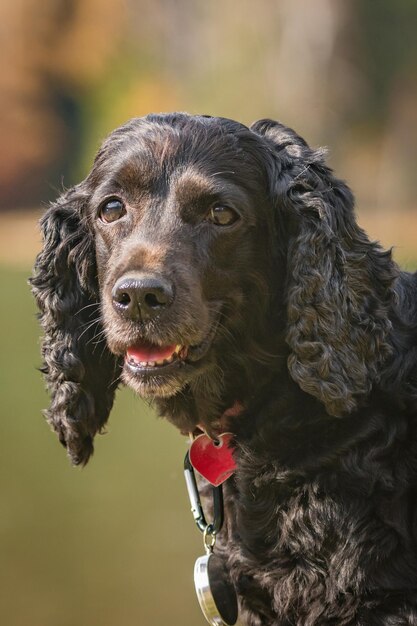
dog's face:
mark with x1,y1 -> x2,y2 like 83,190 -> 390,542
32,113 -> 394,464
88,118 -> 274,401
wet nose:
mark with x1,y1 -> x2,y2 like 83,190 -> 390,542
112,274 -> 174,321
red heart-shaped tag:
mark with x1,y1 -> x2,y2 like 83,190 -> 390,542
189,432 -> 236,487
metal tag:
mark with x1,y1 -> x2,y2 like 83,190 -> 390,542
189,432 -> 236,486
194,553 -> 238,626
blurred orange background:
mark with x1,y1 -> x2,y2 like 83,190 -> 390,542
0,2 -> 416,625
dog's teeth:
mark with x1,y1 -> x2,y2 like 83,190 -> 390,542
173,344 -> 188,359
128,347 -> 186,369
179,346 -> 188,359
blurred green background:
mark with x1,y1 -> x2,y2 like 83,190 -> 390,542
0,267 -> 203,625
0,1 -> 416,625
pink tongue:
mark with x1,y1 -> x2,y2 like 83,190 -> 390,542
127,343 -> 177,363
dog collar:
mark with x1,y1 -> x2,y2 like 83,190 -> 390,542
192,400 -> 244,439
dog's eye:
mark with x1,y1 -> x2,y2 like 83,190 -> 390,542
99,199 -> 126,223
206,205 -> 239,227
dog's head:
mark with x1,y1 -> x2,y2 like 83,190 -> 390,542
31,113 -> 395,464
92,116 -> 276,402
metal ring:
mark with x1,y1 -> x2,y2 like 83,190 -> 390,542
203,525 -> 217,554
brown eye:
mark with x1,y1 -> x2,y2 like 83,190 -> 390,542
207,205 -> 239,226
99,199 -> 126,223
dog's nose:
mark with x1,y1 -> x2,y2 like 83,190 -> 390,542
112,274 -> 174,321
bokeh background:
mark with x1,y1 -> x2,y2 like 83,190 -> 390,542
1,1 -> 416,625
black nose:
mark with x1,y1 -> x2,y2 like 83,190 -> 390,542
112,274 -> 174,321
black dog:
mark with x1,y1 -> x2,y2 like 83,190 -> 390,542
32,113 -> 417,625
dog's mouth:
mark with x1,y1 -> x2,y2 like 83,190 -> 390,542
126,342 -> 188,370
124,313 -> 220,377
120,303 -> 223,397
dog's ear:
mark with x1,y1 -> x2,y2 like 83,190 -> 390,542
30,185 -> 120,465
251,119 -> 396,416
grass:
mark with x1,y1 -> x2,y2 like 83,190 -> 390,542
0,266 -> 204,626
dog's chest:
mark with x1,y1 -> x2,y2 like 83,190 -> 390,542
220,468 -> 416,624
231,476 -> 359,569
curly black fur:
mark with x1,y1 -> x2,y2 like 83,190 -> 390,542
31,185 -> 120,464
32,113 -> 417,624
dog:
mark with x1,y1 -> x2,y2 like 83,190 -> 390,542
31,113 -> 417,624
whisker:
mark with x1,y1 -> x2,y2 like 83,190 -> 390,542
75,302 -> 101,316
88,329 -> 108,348
77,316 -> 102,331
109,370 -> 122,388
77,316 -> 103,341
208,170 -> 236,178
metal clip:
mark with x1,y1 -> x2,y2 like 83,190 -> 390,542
184,451 -> 224,535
